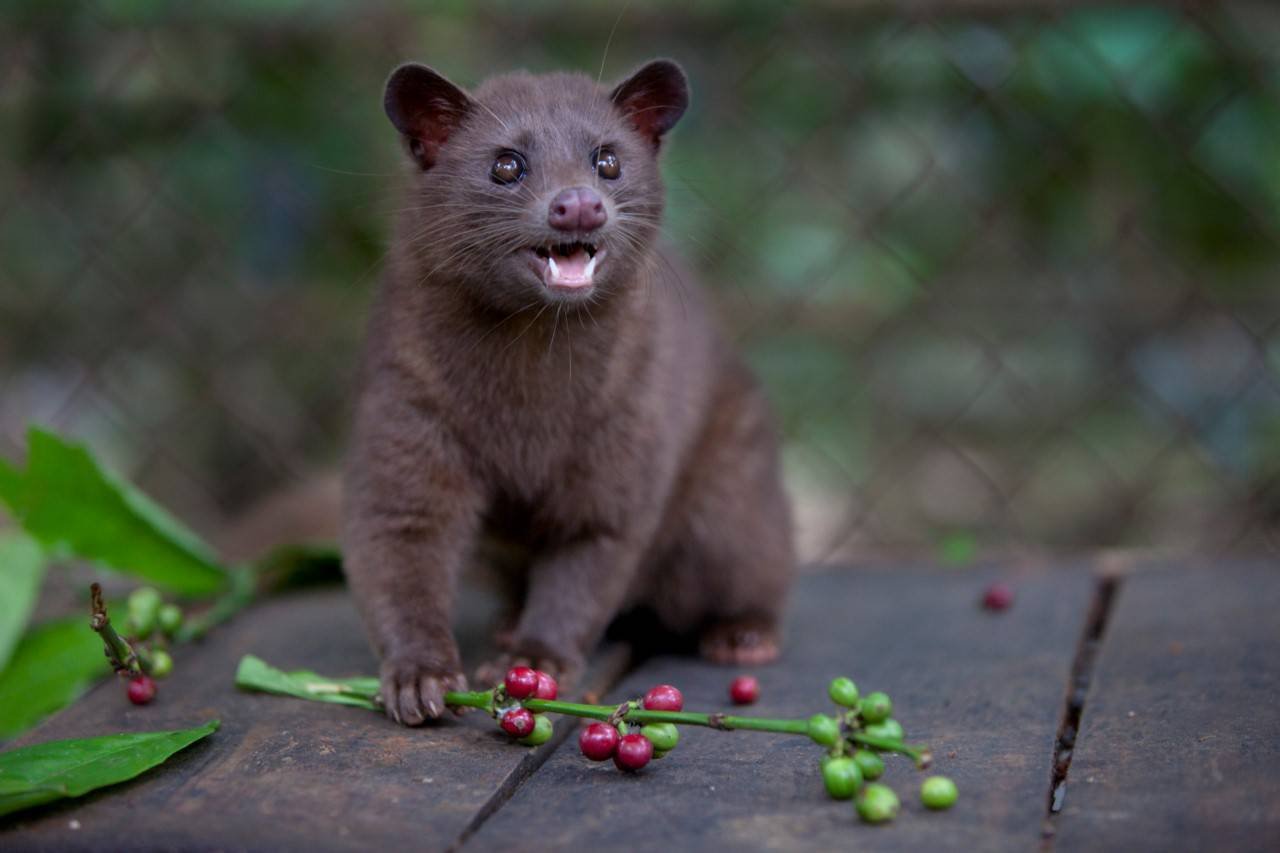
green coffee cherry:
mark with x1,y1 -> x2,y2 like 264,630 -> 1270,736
127,587 -> 162,639
920,775 -> 958,810
518,714 -> 554,746
807,714 -> 840,746
828,677 -> 860,708
641,722 -> 680,752
157,604 -> 184,637
856,783 -> 900,824
863,719 -> 904,742
128,586 -> 162,612
148,649 -> 174,679
821,756 -> 863,800
853,749 -> 885,781
859,691 -> 892,723
128,587 -> 162,613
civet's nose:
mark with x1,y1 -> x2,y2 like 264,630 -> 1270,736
548,187 -> 607,232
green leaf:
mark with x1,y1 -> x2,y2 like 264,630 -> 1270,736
0,618 -> 111,739
0,457 -> 19,511
0,719 -> 218,817
0,534 -> 46,672
0,428 -> 228,597
235,654 -> 380,710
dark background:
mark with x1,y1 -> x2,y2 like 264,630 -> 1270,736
2,0 -> 1278,565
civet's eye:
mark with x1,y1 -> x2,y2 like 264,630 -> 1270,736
491,151 -> 527,184
591,146 -> 621,180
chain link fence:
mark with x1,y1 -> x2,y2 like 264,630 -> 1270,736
3,1 -> 1278,564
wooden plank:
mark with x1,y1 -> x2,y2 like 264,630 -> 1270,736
466,566 -> 1095,851
0,583 -> 626,852
1054,561 -> 1280,853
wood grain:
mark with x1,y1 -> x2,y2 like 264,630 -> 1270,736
1054,560 -> 1280,853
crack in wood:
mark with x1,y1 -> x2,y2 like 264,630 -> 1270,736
1042,575 -> 1119,845
449,645 -> 632,852
446,718 -> 580,853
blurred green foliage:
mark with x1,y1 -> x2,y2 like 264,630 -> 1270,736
0,429 -> 228,596
1,1 -> 1277,556
0,616 -> 110,739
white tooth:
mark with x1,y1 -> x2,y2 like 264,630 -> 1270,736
547,256 -> 560,279
583,254 -> 598,279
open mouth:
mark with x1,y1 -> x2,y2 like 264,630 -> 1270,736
528,241 -> 604,290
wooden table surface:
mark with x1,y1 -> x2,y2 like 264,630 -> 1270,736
2,559 -> 1277,852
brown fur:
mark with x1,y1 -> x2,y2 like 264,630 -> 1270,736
342,60 -> 794,725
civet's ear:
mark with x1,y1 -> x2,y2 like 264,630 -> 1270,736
610,59 -> 689,149
384,63 -> 474,170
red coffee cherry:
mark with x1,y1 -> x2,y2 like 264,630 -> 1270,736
126,675 -> 157,705
982,582 -> 1014,611
642,684 -> 683,712
729,675 -> 759,705
534,671 -> 558,700
579,722 -> 621,761
505,666 -> 539,699
501,707 -> 536,738
613,733 -> 654,772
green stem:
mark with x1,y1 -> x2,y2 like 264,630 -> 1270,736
443,690 -> 496,712
178,547 -> 343,644
441,691 -> 926,764
526,700 -> 812,734
175,566 -> 257,642
851,733 -> 931,766
89,583 -> 150,675
238,659 -> 932,767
